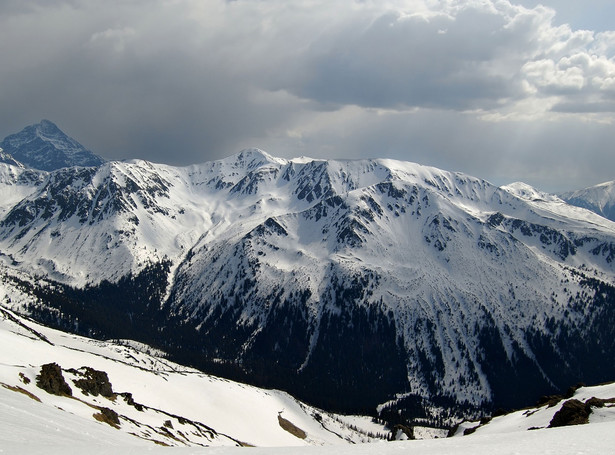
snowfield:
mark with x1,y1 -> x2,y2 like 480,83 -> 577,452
3,385 -> 615,454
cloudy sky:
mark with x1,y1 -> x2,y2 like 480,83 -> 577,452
1,0 -> 614,192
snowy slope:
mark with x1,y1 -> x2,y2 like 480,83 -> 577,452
452,381 -> 615,436
5,373 -> 615,455
560,180 -> 615,222
0,303 -> 384,449
1,148 -> 615,421
2,337 -> 615,455
0,148 -> 23,167
165,155 -> 615,415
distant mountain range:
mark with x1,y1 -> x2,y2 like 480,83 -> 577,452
0,121 -> 614,425
560,181 -> 615,222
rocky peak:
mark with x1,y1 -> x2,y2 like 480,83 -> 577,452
0,120 -> 105,171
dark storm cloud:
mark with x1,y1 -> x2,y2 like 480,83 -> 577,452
0,0 -> 614,191
0,0 -> 298,164
260,106 -> 615,193
273,3 -> 615,117
279,9 -> 523,110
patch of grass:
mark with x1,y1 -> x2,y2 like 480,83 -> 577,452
93,407 -> 121,429
1,383 -> 41,402
277,413 -> 307,439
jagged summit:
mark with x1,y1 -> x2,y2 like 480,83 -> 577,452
223,147 -> 288,169
501,182 -> 561,202
0,119 -> 105,171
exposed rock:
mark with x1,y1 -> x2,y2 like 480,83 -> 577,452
277,413 -> 307,439
463,425 -> 478,435
36,363 -> 72,396
564,383 -> 586,399
121,392 -> 144,411
73,367 -> 114,397
548,399 -> 591,428
393,424 -> 415,440
2,383 -> 41,402
446,423 -> 460,438
537,394 -> 563,408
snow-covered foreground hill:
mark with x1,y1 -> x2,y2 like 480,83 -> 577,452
0,305 -> 386,450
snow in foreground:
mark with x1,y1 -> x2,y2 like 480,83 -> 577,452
3,399 -> 615,455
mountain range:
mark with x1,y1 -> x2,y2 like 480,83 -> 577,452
1,120 -> 614,425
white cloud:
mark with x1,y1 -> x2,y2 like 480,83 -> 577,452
89,27 -> 136,54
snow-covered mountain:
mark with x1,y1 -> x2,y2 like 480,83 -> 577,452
0,120 -> 105,171
1,145 -> 615,423
560,180 -> 615,222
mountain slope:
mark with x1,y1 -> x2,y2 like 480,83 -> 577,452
560,180 -> 615,222
0,303 -> 383,448
1,150 -> 614,422
0,120 -> 105,171
165,157 -> 615,415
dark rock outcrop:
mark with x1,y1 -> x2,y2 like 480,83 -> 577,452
73,367 -> 114,397
548,399 -> 591,428
36,363 -> 72,396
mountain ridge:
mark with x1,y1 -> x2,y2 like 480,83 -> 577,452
1,125 -> 614,423
0,148 -> 23,168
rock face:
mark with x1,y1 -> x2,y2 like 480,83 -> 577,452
0,149 -> 23,167
0,120 -> 105,171
2,148 -> 615,421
